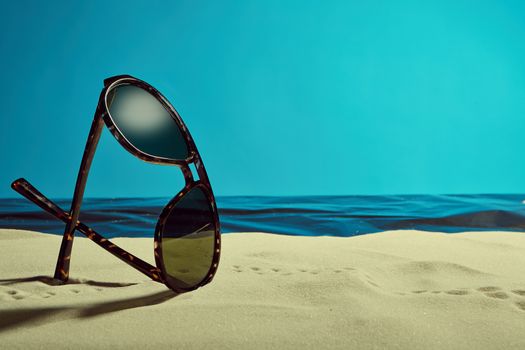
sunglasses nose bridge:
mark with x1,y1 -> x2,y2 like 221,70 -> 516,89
180,163 -> 194,187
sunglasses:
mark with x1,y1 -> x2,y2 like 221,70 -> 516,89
10,75 -> 221,293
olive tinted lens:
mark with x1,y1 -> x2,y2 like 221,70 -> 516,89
106,84 -> 189,160
160,186 -> 216,289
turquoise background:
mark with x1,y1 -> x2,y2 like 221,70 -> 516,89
1,1 -> 524,198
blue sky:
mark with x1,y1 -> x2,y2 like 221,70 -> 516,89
1,1 -> 524,198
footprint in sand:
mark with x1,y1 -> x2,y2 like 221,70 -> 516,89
477,286 -> 501,292
248,266 -> 264,275
4,289 -> 26,300
445,289 -> 470,296
42,291 -> 56,298
485,291 -> 509,300
409,285 -> 525,312
515,301 -> 525,311
476,286 -> 510,300
510,290 -> 525,312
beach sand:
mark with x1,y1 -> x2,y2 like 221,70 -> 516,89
1,229 -> 525,349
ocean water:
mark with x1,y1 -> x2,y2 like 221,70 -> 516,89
1,195 -> 525,238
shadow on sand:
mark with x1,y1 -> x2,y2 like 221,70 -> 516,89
0,275 -> 177,332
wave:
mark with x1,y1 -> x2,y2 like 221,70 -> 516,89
1,194 -> 525,237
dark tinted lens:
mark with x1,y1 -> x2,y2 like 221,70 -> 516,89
106,84 -> 189,160
160,186 -> 216,289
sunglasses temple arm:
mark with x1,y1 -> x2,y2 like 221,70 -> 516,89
54,113 -> 105,282
11,178 -> 164,284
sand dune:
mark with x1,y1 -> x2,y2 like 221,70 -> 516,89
1,229 -> 525,349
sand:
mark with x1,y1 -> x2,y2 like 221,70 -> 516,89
1,228 -> 525,349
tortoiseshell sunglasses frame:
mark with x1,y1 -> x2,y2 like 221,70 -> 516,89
11,75 -> 221,294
